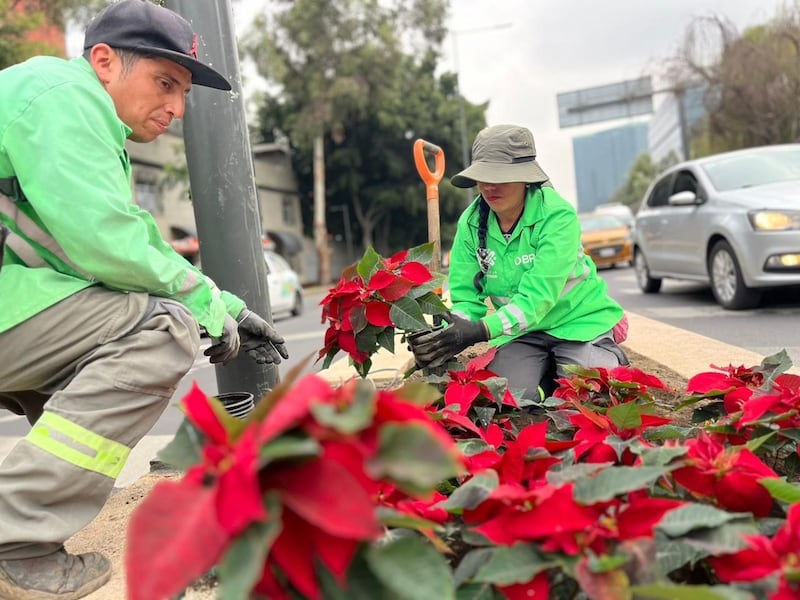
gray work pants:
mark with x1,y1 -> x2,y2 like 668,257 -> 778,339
488,330 -> 629,400
0,286 -> 200,559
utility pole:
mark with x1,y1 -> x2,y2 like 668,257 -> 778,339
166,0 -> 277,400
313,135 -> 330,285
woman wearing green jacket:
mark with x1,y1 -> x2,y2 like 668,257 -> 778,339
410,124 -> 628,399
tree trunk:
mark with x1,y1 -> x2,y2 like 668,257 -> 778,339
313,134 -> 330,284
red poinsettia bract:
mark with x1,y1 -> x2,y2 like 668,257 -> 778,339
671,431 -> 779,517
709,502 -> 800,599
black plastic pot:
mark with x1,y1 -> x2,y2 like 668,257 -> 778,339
216,392 -> 255,420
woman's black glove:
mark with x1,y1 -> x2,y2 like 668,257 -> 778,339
408,313 -> 488,369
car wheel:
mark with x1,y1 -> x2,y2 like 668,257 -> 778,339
708,240 -> 762,310
290,290 -> 303,316
633,249 -> 661,293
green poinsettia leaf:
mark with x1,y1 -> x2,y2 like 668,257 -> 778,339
757,349 -> 794,390
376,507 -> 444,532
311,381 -> 376,434
457,438 -> 494,457
376,326 -> 396,354
655,538 -> 707,574
472,544 -> 556,586
353,356 -> 373,378
760,477 -> 800,503
587,551 -> 630,573
349,303 -> 368,334
454,583 -> 503,600
657,504 -> 752,538
258,433 -> 321,468
405,241 -> 435,266
573,466 -> 669,503
414,290 -> 449,313
156,418 -> 205,471
634,445 -> 688,467
631,583 -> 754,600
393,381 -> 443,406
367,422 -> 462,496
356,324 -> 381,353
437,470 -> 499,513
453,549 -> 494,587
389,295 -> 429,331
217,494 -> 282,598
608,402 -> 642,431
366,534 -> 455,600
547,462 -> 612,486
358,246 -> 382,282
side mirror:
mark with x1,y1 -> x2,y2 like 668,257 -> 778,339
668,190 -> 699,206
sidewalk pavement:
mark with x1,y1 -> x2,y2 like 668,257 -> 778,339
67,310 -> 800,599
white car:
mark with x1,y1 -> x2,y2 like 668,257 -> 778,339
264,249 -> 303,318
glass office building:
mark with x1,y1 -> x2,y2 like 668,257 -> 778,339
572,121 -> 650,213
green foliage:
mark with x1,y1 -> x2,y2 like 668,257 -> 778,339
607,152 -> 678,211
0,0 -> 109,70
241,0 -> 485,255
668,7 -> 800,155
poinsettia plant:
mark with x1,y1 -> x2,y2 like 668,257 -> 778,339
126,344 -> 800,599
317,242 -> 448,378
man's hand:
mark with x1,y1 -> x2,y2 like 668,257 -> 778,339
204,314 -> 241,365
237,309 -> 289,365
408,313 -> 488,369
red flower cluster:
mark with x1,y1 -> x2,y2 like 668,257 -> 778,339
318,244 -> 446,377
126,376 -> 463,600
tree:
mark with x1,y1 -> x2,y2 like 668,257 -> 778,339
607,151 -> 678,212
1,0 -> 105,70
243,0 -> 486,279
666,4 -> 800,155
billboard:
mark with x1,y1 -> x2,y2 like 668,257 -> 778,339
557,77 -> 653,129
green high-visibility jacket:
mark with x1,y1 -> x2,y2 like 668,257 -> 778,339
0,56 -> 242,336
448,186 -> 623,346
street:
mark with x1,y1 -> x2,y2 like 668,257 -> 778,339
597,266 -> 800,366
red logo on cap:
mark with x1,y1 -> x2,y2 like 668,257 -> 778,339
190,34 -> 198,59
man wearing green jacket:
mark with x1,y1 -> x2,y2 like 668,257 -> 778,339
0,1 -> 287,598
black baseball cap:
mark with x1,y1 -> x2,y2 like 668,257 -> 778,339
83,0 -> 231,91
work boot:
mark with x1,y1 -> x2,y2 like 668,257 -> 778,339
0,548 -> 111,600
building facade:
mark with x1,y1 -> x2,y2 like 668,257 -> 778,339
572,121 -> 650,213
648,85 -> 706,164
127,127 -> 308,281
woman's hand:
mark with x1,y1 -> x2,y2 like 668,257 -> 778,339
408,313 -> 488,369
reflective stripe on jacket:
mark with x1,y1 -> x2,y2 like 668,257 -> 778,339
0,56 -> 243,335
448,186 -> 623,345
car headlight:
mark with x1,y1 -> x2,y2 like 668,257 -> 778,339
748,210 -> 800,231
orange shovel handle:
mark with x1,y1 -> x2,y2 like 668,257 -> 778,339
413,139 -> 445,202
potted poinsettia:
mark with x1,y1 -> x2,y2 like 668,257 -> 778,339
318,242 -> 448,378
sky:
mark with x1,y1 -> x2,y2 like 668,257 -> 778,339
67,0 -> 792,204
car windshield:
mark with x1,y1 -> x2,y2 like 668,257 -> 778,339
579,214 -> 625,232
701,147 -> 800,191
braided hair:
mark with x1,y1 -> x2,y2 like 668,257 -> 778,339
472,183 -> 544,294
472,198 -> 491,294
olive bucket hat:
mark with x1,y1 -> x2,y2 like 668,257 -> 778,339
451,124 -> 549,188
83,0 -> 231,91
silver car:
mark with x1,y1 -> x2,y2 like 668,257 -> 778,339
633,144 -> 800,309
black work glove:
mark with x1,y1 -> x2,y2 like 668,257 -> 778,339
204,314 -> 241,365
408,312 -> 488,369
236,309 -> 289,365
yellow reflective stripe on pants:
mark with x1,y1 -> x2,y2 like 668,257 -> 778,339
25,411 -> 130,479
